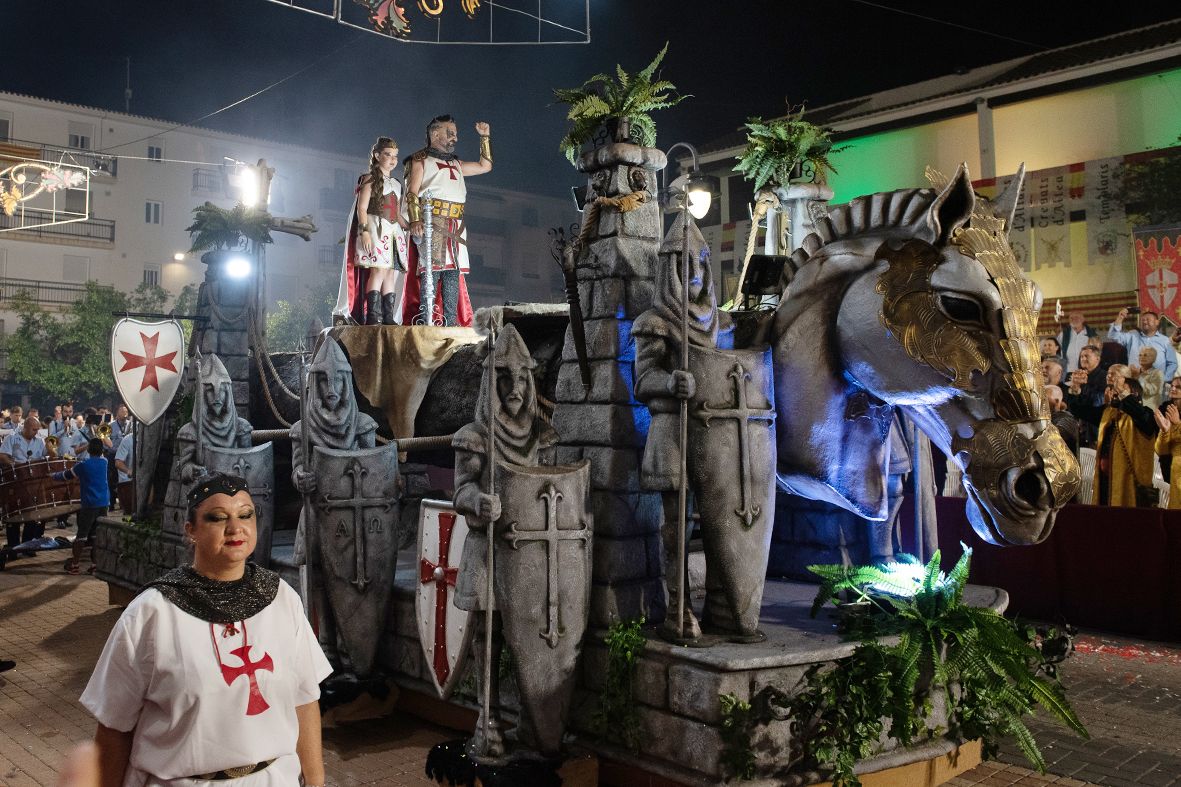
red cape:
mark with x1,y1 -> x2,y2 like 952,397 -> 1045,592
402,240 -> 473,327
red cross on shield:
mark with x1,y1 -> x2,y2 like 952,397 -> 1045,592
111,317 -> 185,425
415,500 -> 474,699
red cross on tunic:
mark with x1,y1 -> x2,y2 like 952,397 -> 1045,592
419,512 -> 459,687
436,160 -> 460,180
215,623 -> 274,717
118,332 -> 178,392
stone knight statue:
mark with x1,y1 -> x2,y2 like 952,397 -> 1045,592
161,353 -> 253,537
633,214 -> 776,644
290,336 -> 387,673
453,324 -> 558,757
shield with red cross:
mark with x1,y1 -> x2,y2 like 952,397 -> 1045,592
110,317 -> 184,425
415,499 -> 474,699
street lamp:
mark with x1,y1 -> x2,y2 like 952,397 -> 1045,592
659,142 -> 719,220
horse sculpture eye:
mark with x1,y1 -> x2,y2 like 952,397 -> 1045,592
939,294 -> 985,325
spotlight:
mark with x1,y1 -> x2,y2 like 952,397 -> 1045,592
173,252 -> 185,261
224,255 -> 252,279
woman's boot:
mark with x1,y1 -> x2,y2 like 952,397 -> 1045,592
382,292 -> 399,325
364,291 -> 381,325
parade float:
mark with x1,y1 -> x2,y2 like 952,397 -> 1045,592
92,46 -> 1086,787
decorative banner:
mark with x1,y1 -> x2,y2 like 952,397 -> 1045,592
111,318 -> 184,425
262,0 -> 589,44
0,156 -> 90,232
1135,227 -> 1181,324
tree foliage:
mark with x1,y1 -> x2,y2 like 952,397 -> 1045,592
7,281 -> 182,404
264,274 -> 337,352
554,43 -> 688,164
734,107 -> 847,192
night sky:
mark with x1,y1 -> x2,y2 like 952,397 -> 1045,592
1,2 -> 1177,200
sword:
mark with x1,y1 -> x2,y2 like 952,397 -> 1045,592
482,322 -> 497,754
559,242 -> 591,389
297,334 -> 313,611
419,190 -> 437,326
191,348 -> 204,471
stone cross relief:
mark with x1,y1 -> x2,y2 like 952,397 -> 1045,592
320,458 -> 392,592
693,361 -> 776,527
503,482 -> 592,648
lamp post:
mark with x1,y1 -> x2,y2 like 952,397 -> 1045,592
658,142 -> 717,640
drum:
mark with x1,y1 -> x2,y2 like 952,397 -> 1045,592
0,458 -> 82,524
116,481 -> 135,514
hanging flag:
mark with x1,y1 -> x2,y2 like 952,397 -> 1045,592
1134,227 -> 1181,323
111,317 -> 184,425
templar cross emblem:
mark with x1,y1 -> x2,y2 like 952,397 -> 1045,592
217,625 -> 273,717
504,482 -> 591,648
320,459 -> 393,591
436,160 -> 460,180
118,332 -> 178,391
419,511 -> 459,686
694,361 -> 776,527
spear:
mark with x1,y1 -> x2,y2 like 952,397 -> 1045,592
191,348 -> 204,471
676,206 -> 691,641
481,322 -> 498,753
297,334 -> 313,618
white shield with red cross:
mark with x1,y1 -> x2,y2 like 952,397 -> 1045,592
110,317 -> 184,425
415,499 -> 474,699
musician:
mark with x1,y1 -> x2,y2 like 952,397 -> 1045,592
49,401 -> 75,440
114,430 -> 134,513
1,416 -> 51,555
51,438 -> 108,574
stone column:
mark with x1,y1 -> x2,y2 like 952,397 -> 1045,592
192,250 -> 252,420
552,143 -> 668,628
773,183 -> 834,254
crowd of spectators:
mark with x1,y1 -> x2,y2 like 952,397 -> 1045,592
1044,309 -> 1181,508
0,400 -> 135,561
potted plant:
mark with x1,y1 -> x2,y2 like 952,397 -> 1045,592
185,201 -> 274,256
733,105 -> 847,192
553,42 -> 688,164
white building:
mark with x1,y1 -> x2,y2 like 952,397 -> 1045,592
0,90 -> 572,387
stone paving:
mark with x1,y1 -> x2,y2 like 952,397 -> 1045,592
1,528 -> 1177,786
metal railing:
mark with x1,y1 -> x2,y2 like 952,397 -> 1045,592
0,208 -> 115,244
4,138 -> 118,177
0,278 -> 114,306
192,167 -> 225,195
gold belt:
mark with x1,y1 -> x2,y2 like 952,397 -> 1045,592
430,200 -> 464,219
191,759 -> 275,780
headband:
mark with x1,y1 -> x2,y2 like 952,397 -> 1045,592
186,472 -> 249,508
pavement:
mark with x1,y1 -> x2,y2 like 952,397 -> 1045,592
2,527 -> 1179,786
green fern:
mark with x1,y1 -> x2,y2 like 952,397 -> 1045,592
186,201 -> 273,253
552,42 -> 689,164
733,106 -> 849,192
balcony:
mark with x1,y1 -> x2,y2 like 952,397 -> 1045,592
0,208 -> 115,246
1,138 -> 118,178
192,167 -> 226,196
0,278 -> 114,308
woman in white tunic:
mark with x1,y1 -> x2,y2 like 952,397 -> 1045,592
81,473 -> 332,787
333,136 -> 410,325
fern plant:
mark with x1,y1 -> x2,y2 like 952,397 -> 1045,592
776,549 -> 1089,787
734,107 -> 847,192
553,43 -> 688,164
589,617 -> 647,750
185,201 -> 274,254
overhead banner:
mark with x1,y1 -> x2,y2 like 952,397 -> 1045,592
1134,226 -> 1181,324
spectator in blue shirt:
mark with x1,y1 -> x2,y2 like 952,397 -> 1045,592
52,438 -> 109,574
1109,308 -> 1177,382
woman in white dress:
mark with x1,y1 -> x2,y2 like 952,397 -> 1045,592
81,473 -> 332,787
334,136 -> 410,325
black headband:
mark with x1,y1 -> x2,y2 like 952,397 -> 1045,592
186,472 -> 249,508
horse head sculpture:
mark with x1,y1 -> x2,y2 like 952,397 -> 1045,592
773,163 -> 1080,546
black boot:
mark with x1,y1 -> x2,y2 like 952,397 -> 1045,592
382,293 -> 399,325
364,291 -> 381,325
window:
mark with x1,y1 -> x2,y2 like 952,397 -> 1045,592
64,189 -> 87,216
318,246 -> 337,268
143,265 -> 161,287
145,201 -> 161,224
147,145 -> 163,162
68,121 -> 93,150
63,255 -> 90,283
0,112 -> 11,142
0,248 -> 7,279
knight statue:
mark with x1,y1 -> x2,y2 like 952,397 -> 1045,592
161,353 -> 254,540
452,323 -> 593,762
291,336 -> 399,678
633,214 -> 777,644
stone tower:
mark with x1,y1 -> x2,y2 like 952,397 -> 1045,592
552,142 -> 669,628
